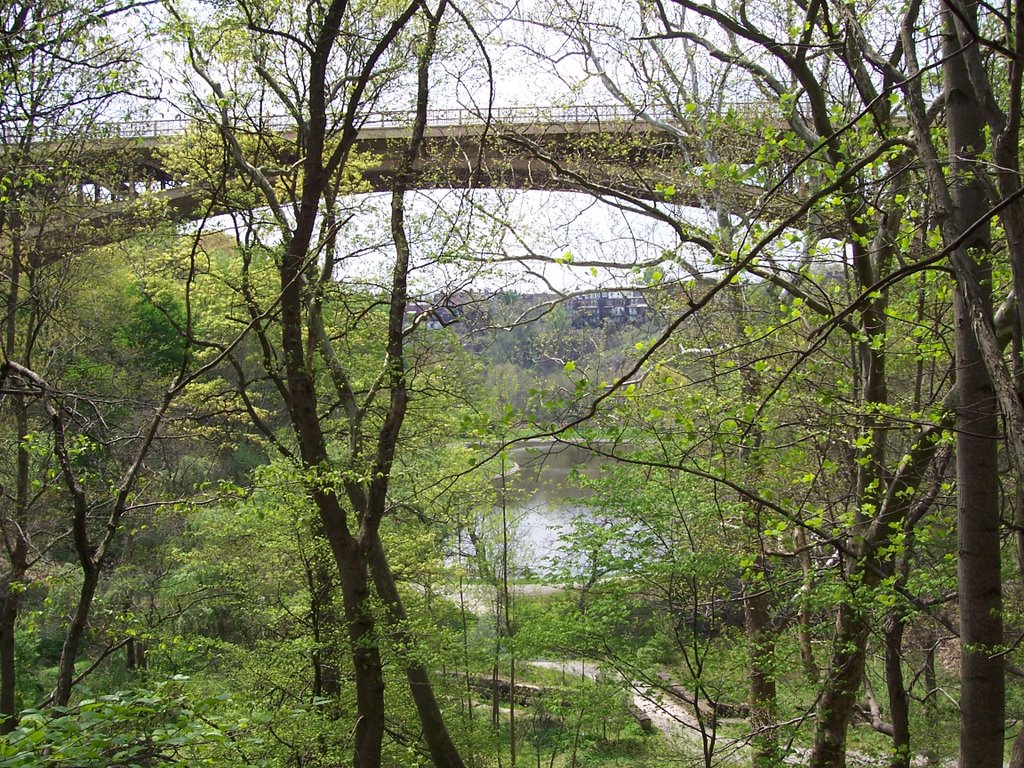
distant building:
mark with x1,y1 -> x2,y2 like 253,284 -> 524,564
405,290 -> 492,331
566,290 -> 651,327
405,301 -> 458,330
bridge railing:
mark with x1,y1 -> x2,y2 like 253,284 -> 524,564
92,103 -> 766,141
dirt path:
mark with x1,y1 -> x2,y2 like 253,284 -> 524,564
448,589 -> 735,753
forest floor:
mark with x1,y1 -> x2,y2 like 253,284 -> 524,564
445,584 -> 924,767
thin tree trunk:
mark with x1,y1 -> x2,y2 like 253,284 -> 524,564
53,566 -> 99,706
810,307 -> 887,766
883,614 -> 910,768
126,637 -> 137,671
794,527 -> 818,683
744,559 -> 778,768
809,123 -> 896,762
502,468 -> 515,768
368,535 -> 466,768
492,661 -> 500,730
0,581 -> 21,732
1013,485 -> 1024,768
310,555 -> 341,699
1,402 -> 30,732
810,602 -> 870,768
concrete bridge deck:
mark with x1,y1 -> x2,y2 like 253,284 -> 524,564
92,103 -> 790,205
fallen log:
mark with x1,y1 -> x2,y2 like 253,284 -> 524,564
655,672 -> 750,719
628,702 -> 654,732
446,671 -> 545,706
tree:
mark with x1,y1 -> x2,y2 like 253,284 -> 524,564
167,0 -> 470,764
500,0 -> 1024,765
0,0 -> 175,727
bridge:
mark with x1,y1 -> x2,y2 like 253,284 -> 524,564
36,104 -> 798,256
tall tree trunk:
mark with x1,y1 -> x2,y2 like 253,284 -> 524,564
730,247 -> 779,768
0,217 -> 28,734
1012,482 -> 1024,768
0,580 -> 21,732
501,474 -> 516,768
335,535 -> 384,768
944,5 -> 1005,766
953,273 -> 1004,768
282,184 -> 387,765
361,9 -> 464,764
177,2 -> 459,764
810,258 -> 888,767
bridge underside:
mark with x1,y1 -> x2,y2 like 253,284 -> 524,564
28,119 -> 800,262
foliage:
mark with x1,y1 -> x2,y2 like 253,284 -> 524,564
0,680 -> 261,767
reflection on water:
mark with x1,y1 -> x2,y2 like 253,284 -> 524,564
495,441 -> 614,574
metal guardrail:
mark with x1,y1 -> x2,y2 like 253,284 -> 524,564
91,103 -> 765,141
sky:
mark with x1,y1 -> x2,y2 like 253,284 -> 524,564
113,0 -> 804,299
